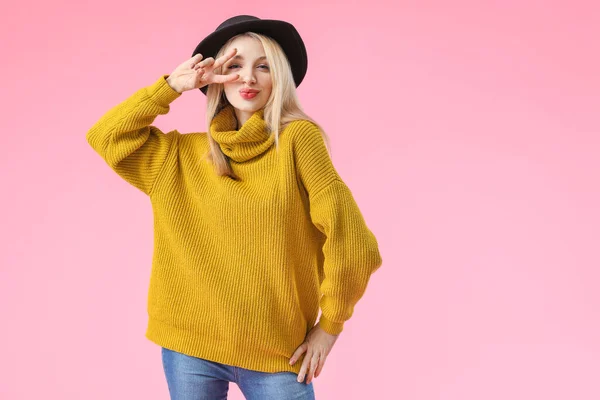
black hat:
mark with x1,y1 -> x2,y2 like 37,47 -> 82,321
191,15 -> 308,95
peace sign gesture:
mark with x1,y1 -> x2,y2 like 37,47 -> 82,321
166,47 -> 240,93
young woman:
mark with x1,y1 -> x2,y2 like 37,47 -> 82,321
87,14 -> 382,400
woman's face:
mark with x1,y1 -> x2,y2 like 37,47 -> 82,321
222,36 -> 272,114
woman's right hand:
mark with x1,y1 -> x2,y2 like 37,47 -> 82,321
166,47 -> 240,93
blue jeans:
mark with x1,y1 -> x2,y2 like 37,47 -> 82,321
161,347 -> 316,400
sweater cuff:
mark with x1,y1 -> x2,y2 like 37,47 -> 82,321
146,74 -> 182,106
318,315 -> 344,336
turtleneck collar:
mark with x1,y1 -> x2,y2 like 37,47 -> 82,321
209,104 -> 275,162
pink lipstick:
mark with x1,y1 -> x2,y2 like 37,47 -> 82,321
240,88 -> 260,100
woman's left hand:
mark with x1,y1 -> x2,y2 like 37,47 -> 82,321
290,323 -> 339,384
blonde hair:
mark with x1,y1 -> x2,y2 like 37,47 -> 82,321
200,31 -> 331,180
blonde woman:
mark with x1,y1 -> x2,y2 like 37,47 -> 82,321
87,14 -> 382,400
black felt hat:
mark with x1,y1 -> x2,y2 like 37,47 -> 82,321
191,15 -> 308,95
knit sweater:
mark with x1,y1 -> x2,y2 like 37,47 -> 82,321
86,74 -> 383,374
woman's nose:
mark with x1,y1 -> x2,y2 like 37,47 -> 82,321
240,71 -> 256,84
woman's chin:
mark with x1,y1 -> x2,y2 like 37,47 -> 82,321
229,99 -> 266,112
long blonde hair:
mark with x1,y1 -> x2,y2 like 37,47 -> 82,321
200,32 -> 331,179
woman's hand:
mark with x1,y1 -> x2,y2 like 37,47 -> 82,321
290,323 -> 340,384
166,47 -> 240,93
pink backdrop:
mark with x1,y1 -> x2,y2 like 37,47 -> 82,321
2,1 -> 599,399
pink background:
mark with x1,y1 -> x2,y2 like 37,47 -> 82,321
1,1 -> 599,399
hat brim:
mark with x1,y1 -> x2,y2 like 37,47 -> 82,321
191,19 -> 307,95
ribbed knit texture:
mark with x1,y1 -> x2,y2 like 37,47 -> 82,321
86,75 -> 383,374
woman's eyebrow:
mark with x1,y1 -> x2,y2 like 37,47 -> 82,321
231,55 -> 268,61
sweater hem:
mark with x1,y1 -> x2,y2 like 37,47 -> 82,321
145,317 -> 304,375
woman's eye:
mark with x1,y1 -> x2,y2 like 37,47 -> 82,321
226,64 -> 269,70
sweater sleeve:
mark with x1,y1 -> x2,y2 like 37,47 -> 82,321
293,121 -> 383,336
86,75 -> 182,196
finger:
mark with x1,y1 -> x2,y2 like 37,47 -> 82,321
195,68 -> 206,84
198,57 -> 215,67
193,57 -> 213,71
306,352 -> 320,384
212,47 -> 238,70
212,73 -> 239,84
297,349 -> 313,383
289,343 -> 307,365
314,353 -> 326,378
189,53 -> 203,66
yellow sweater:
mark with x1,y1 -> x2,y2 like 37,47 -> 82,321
86,75 -> 383,374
